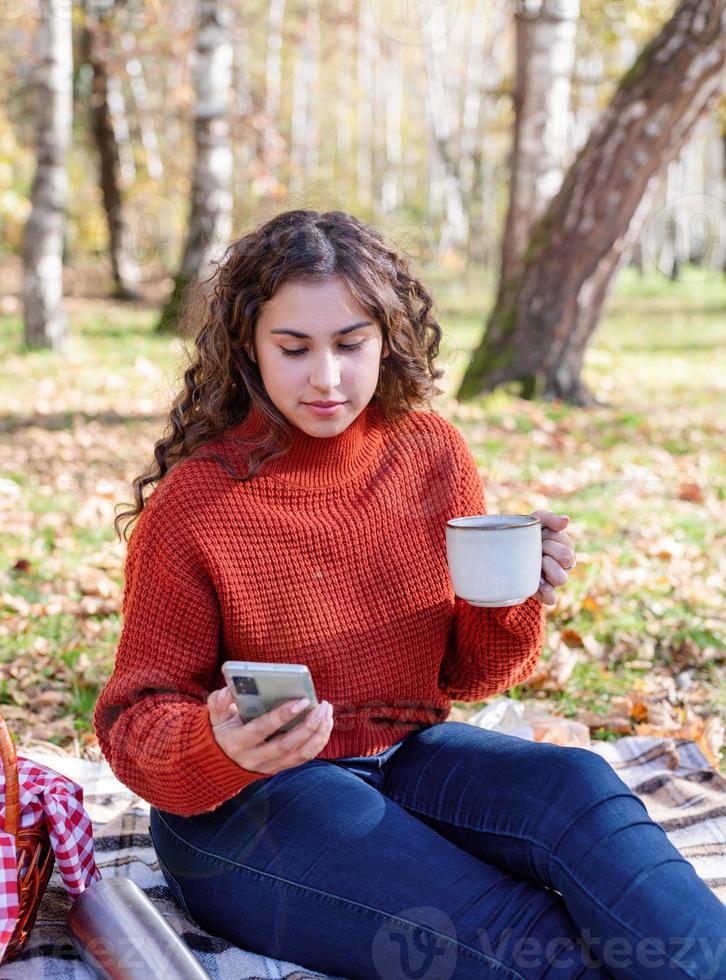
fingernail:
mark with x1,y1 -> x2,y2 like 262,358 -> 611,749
292,697 -> 310,713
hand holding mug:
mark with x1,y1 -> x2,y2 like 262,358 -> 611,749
531,510 -> 576,607
446,509 -> 576,608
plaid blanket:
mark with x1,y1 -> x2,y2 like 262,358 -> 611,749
2,735 -> 724,979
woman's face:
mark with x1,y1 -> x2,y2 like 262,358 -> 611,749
250,276 -> 387,437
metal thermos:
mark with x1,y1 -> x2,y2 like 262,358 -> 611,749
67,877 -> 211,979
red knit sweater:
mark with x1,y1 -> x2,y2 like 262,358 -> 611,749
93,402 -> 546,817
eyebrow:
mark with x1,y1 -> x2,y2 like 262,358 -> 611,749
269,321 -> 372,339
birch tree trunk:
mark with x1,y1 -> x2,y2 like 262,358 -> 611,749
121,31 -> 164,181
499,0 -> 579,287
81,4 -> 141,300
458,0 -> 726,406
263,0 -> 286,181
379,36 -> 403,214
231,19 -> 255,203
158,0 -> 233,333
460,0 -> 507,267
335,3 -> 354,191
22,0 -> 72,351
420,4 -> 468,248
356,0 -> 374,205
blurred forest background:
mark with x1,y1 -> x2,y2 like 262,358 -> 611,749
0,0 -> 724,767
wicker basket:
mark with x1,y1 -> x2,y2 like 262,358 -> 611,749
0,709 -> 55,964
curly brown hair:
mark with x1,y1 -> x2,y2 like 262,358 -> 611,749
114,209 -> 445,541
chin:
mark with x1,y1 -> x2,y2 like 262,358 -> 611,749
295,403 -> 356,436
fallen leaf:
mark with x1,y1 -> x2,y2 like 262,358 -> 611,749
677,482 -> 704,503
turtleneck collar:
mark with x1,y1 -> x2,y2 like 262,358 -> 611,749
223,400 -> 385,488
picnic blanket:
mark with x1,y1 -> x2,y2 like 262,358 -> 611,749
2,734 -> 724,979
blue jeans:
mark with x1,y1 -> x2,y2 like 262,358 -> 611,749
149,722 -> 726,980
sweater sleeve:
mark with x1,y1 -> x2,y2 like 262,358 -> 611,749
92,493 -> 268,817
437,426 -> 547,702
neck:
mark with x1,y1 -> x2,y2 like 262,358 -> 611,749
227,400 -> 384,488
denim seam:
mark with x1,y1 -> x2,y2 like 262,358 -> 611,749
549,792 -> 654,853
150,833 -> 195,920
555,816 -> 677,867
386,796 -> 700,980
154,810 -> 524,979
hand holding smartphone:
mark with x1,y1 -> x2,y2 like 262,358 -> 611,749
207,661 -> 334,777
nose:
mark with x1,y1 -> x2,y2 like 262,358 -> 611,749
309,349 -> 341,392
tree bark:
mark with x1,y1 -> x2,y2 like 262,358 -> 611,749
262,0 -> 286,181
379,34 -> 403,214
499,0 -> 579,288
334,1 -> 355,192
22,0 -> 73,351
458,0 -> 726,406
158,0 -> 233,333
289,1 -> 322,197
356,0 -> 374,205
121,31 -> 164,181
81,4 -> 141,300
461,0 -> 508,268
420,3 -> 468,248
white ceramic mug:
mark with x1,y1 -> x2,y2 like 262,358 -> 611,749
445,514 -> 542,607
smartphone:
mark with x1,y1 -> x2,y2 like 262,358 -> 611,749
221,661 -> 319,741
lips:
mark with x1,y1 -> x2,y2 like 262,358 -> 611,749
305,401 -> 344,407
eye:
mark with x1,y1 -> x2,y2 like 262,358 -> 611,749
280,341 -> 365,358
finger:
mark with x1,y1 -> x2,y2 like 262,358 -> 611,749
253,701 -> 332,766
278,701 -> 332,754
279,709 -> 333,765
541,528 -> 573,548
207,688 -> 230,724
242,696 -> 312,746
542,554 -> 569,587
532,510 -> 570,530
537,578 -> 557,606
542,538 -> 576,567
262,697 -> 322,744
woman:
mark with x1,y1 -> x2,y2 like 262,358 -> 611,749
93,210 -> 725,980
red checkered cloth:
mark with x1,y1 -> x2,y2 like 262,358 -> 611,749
0,756 -> 101,960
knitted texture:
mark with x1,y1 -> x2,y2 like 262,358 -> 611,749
93,403 -> 546,817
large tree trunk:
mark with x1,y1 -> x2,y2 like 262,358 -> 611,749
158,0 -> 233,333
499,0 -> 579,287
458,0 -> 725,406
22,0 -> 72,351
81,3 -> 141,300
